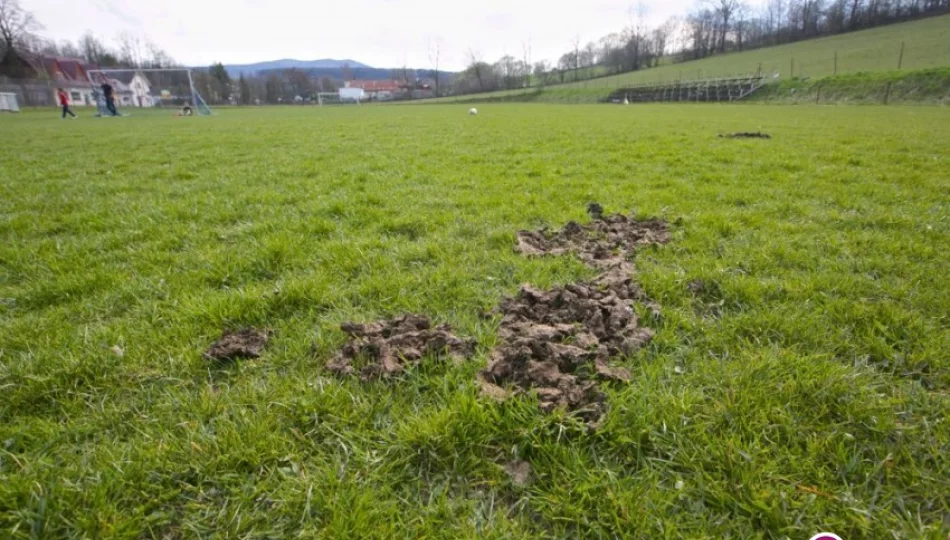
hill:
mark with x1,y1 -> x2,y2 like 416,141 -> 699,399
428,14 -> 950,103
255,66 -> 444,82
219,59 -> 455,82
223,59 -> 371,77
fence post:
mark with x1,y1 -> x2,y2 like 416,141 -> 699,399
816,84 -> 821,104
883,82 -> 892,104
834,51 -> 837,75
898,41 -> 905,70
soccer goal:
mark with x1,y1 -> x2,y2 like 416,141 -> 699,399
86,68 -> 212,116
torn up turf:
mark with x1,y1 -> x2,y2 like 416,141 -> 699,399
719,131 -> 771,139
205,328 -> 270,361
515,208 -> 670,268
326,314 -> 476,380
480,206 -> 670,428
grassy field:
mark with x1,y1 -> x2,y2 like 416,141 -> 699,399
428,14 -> 950,104
1,105 -> 949,538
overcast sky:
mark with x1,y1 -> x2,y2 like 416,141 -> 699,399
26,0 -> 711,70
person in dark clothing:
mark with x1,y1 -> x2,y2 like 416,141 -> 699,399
101,82 -> 118,116
57,88 -> 76,119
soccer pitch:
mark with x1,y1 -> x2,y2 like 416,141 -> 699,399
1,104 -> 949,537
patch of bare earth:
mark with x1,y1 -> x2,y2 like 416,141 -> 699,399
326,314 -> 476,380
479,206 -> 671,427
205,328 -> 270,361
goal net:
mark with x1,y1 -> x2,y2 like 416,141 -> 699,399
86,69 -> 212,116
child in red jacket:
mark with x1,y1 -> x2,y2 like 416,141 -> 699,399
58,88 -> 77,119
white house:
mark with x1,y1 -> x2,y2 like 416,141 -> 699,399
110,72 -> 153,107
338,87 -> 365,102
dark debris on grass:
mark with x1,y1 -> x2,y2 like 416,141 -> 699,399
205,328 -> 271,361
479,206 -> 672,428
719,131 -> 772,139
321,205 -> 673,428
326,314 -> 476,380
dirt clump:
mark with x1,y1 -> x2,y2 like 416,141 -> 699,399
481,206 -> 671,427
719,131 -> 771,139
327,314 -> 475,380
515,208 -> 670,268
205,328 -> 270,361
478,275 -> 651,426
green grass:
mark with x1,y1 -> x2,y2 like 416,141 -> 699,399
1,104 -> 949,538
752,67 -> 950,104
428,14 -> 950,104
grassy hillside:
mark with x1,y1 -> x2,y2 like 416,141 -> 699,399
2,105 -> 949,537
428,14 -> 950,103
443,67 -> 950,105
753,67 -> 950,104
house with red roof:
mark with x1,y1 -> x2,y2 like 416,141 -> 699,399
33,56 -> 99,106
344,80 -> 402,100
15,55 -> 154,107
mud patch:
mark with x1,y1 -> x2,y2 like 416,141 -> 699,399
326,314 -> 475,380
481,206 -> 670,427
720,131 -> 771,139
205,328 -> 270,361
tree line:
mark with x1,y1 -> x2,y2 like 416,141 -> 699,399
455,0 -> 948,93
3,0 -> 948,100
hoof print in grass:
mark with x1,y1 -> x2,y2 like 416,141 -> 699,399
205,328 -> 270,361
720,131 -> 771,139
482,206 -> 672,428
327,314 -> 475,381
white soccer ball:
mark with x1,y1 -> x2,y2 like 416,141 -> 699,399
469,108 -> 478,116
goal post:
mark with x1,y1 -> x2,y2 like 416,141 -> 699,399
86,68 -> 212,115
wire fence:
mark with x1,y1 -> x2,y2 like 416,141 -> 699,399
431,35 -> 944,104
754,78 -> 950,104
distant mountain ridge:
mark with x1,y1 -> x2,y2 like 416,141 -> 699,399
214,59 -> 455,82
222,59 -> 370,77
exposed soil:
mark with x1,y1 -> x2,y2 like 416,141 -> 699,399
719,131 -> 771,139
205,328 -> 270,361
326,314 -> 476,380
515,208 -> 670,269
480,206 -> 671,427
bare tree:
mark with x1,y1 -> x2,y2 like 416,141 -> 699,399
847,0 -> 865,28
571,34 -> 581,80
467,49 -> 485,91
116,32 -> 146,68
521,37 -> 531,87
0,0 -> 41,56
428,37 -> 443,96
584,41 -> 598,69
495,55 -> 519,89
651,19 -> 677,66
0,0 -> 43,77
706,0 -> 740,52
533,60 -> 549,86
145,41 -> 174,68
732,3 -> 750,50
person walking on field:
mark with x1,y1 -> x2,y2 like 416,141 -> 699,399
57,88 -> 76,119
101,82 -> 119,116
